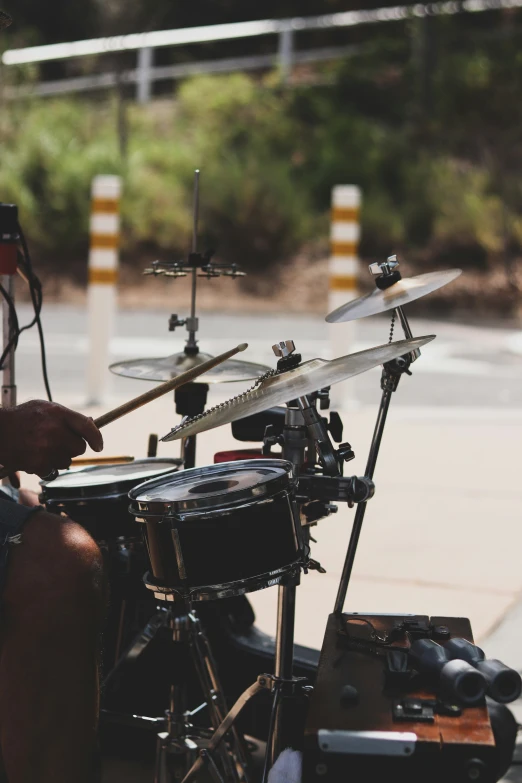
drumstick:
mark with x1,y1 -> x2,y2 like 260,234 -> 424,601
38,343 -> 248,484
94,343 -> 248,429
71,456 -> 135,467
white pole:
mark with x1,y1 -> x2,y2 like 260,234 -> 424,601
136,46 -> 153,104
328,185 -> 361,407
278,27 -> 294,83
86,175 -> 121,405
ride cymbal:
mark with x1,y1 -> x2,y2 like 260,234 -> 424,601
325,270 -> 461,324
109,351 -> 270,384
161,335 -> 435,441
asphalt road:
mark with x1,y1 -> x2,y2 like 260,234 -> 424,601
10,304 -> 522,409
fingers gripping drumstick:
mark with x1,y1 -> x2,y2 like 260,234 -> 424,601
42,343 -> 248,482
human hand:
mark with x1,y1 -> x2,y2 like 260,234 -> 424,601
0,400 -> 103,478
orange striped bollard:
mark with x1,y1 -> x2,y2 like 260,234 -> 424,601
328,185 -> 361,405
86,175 -> 121,405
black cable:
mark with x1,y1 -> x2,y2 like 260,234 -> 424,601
17,225 -> 53,401
0,225 -> 53,402
0,281 -> 20,368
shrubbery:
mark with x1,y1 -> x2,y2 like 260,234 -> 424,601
1,34 -> 522,294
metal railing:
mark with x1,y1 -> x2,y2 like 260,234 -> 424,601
2,0 -> 521,101
3,45 -> 360,100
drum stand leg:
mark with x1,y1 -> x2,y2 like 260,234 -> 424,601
154,603 -> 249,783
187,612 -> 251,779
269,581 -> 297,765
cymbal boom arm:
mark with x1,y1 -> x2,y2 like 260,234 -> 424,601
333,306 -> 416,614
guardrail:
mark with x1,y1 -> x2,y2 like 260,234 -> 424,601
3,0 -> 520,101
3,45 -> 360,100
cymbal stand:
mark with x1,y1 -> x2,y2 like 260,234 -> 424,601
265,341 -> 343,770
333,255 -> 420,615
143,169 -> 246,469
177,342 -> 376,783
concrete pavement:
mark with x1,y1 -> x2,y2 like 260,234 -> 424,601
27,396 -> 520,651
10,305 -> 522,780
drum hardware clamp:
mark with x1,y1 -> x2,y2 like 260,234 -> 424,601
180,674 -> 313,783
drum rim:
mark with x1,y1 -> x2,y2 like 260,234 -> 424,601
128,458 -> 295,516
143,558 -> 302,602
40,458 -> 183,501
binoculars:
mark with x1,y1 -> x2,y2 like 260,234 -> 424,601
409,638 -> 521,706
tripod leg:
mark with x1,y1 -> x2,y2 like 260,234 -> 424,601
262,683 -> 283,783
180,679 -> 266,783
154,733 -> 169,783
270,584 -> 296,765
188,612 -> 250,782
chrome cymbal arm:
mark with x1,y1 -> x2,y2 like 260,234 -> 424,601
333,353 -> 412,615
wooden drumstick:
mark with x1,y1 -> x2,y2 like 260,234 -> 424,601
40,343 -> 248,483
94,342 -> 248,429
71,456 -> 135,467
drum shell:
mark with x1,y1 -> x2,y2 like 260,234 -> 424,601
40,459 -> 182,540
134,488 -> 301,598
44,495 -> 138,539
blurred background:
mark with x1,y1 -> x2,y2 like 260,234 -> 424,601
3,0 -> 522,316
6,3 -> 522,779
2,0 -> 522,664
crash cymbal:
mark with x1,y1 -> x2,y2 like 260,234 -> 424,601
109,351 -> 271,384
325,270 -> 461,324
161,335 -> 435,442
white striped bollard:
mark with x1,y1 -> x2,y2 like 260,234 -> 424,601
328,185 -> 361,407
86,175 -> 121,405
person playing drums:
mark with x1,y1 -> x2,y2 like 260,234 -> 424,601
0,395 -> 105,783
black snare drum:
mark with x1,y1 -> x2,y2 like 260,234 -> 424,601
40,458 -> 182,539
129,459 -> 304,601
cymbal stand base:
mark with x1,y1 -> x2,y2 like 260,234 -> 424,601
154,603 -> 249,783
180,675 -> 308,783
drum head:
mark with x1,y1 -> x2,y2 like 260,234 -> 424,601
130,458 -> 294,516
41,458 -> 182,501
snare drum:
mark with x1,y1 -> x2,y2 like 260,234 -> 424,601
129,459 -> 304,601
40,458 -> 182,539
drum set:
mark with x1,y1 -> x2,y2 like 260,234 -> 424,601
37,176 -> 517,783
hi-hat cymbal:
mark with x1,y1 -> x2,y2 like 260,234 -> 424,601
161,335 -> 435,442
325,270 -> 462,324
109,351 -> 271,384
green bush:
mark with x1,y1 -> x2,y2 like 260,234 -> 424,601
0,55 -> 521,287
0,98 -> 121,271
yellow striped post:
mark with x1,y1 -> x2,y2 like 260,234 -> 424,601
87,175 -> 121,405
328,185 -> 361,405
